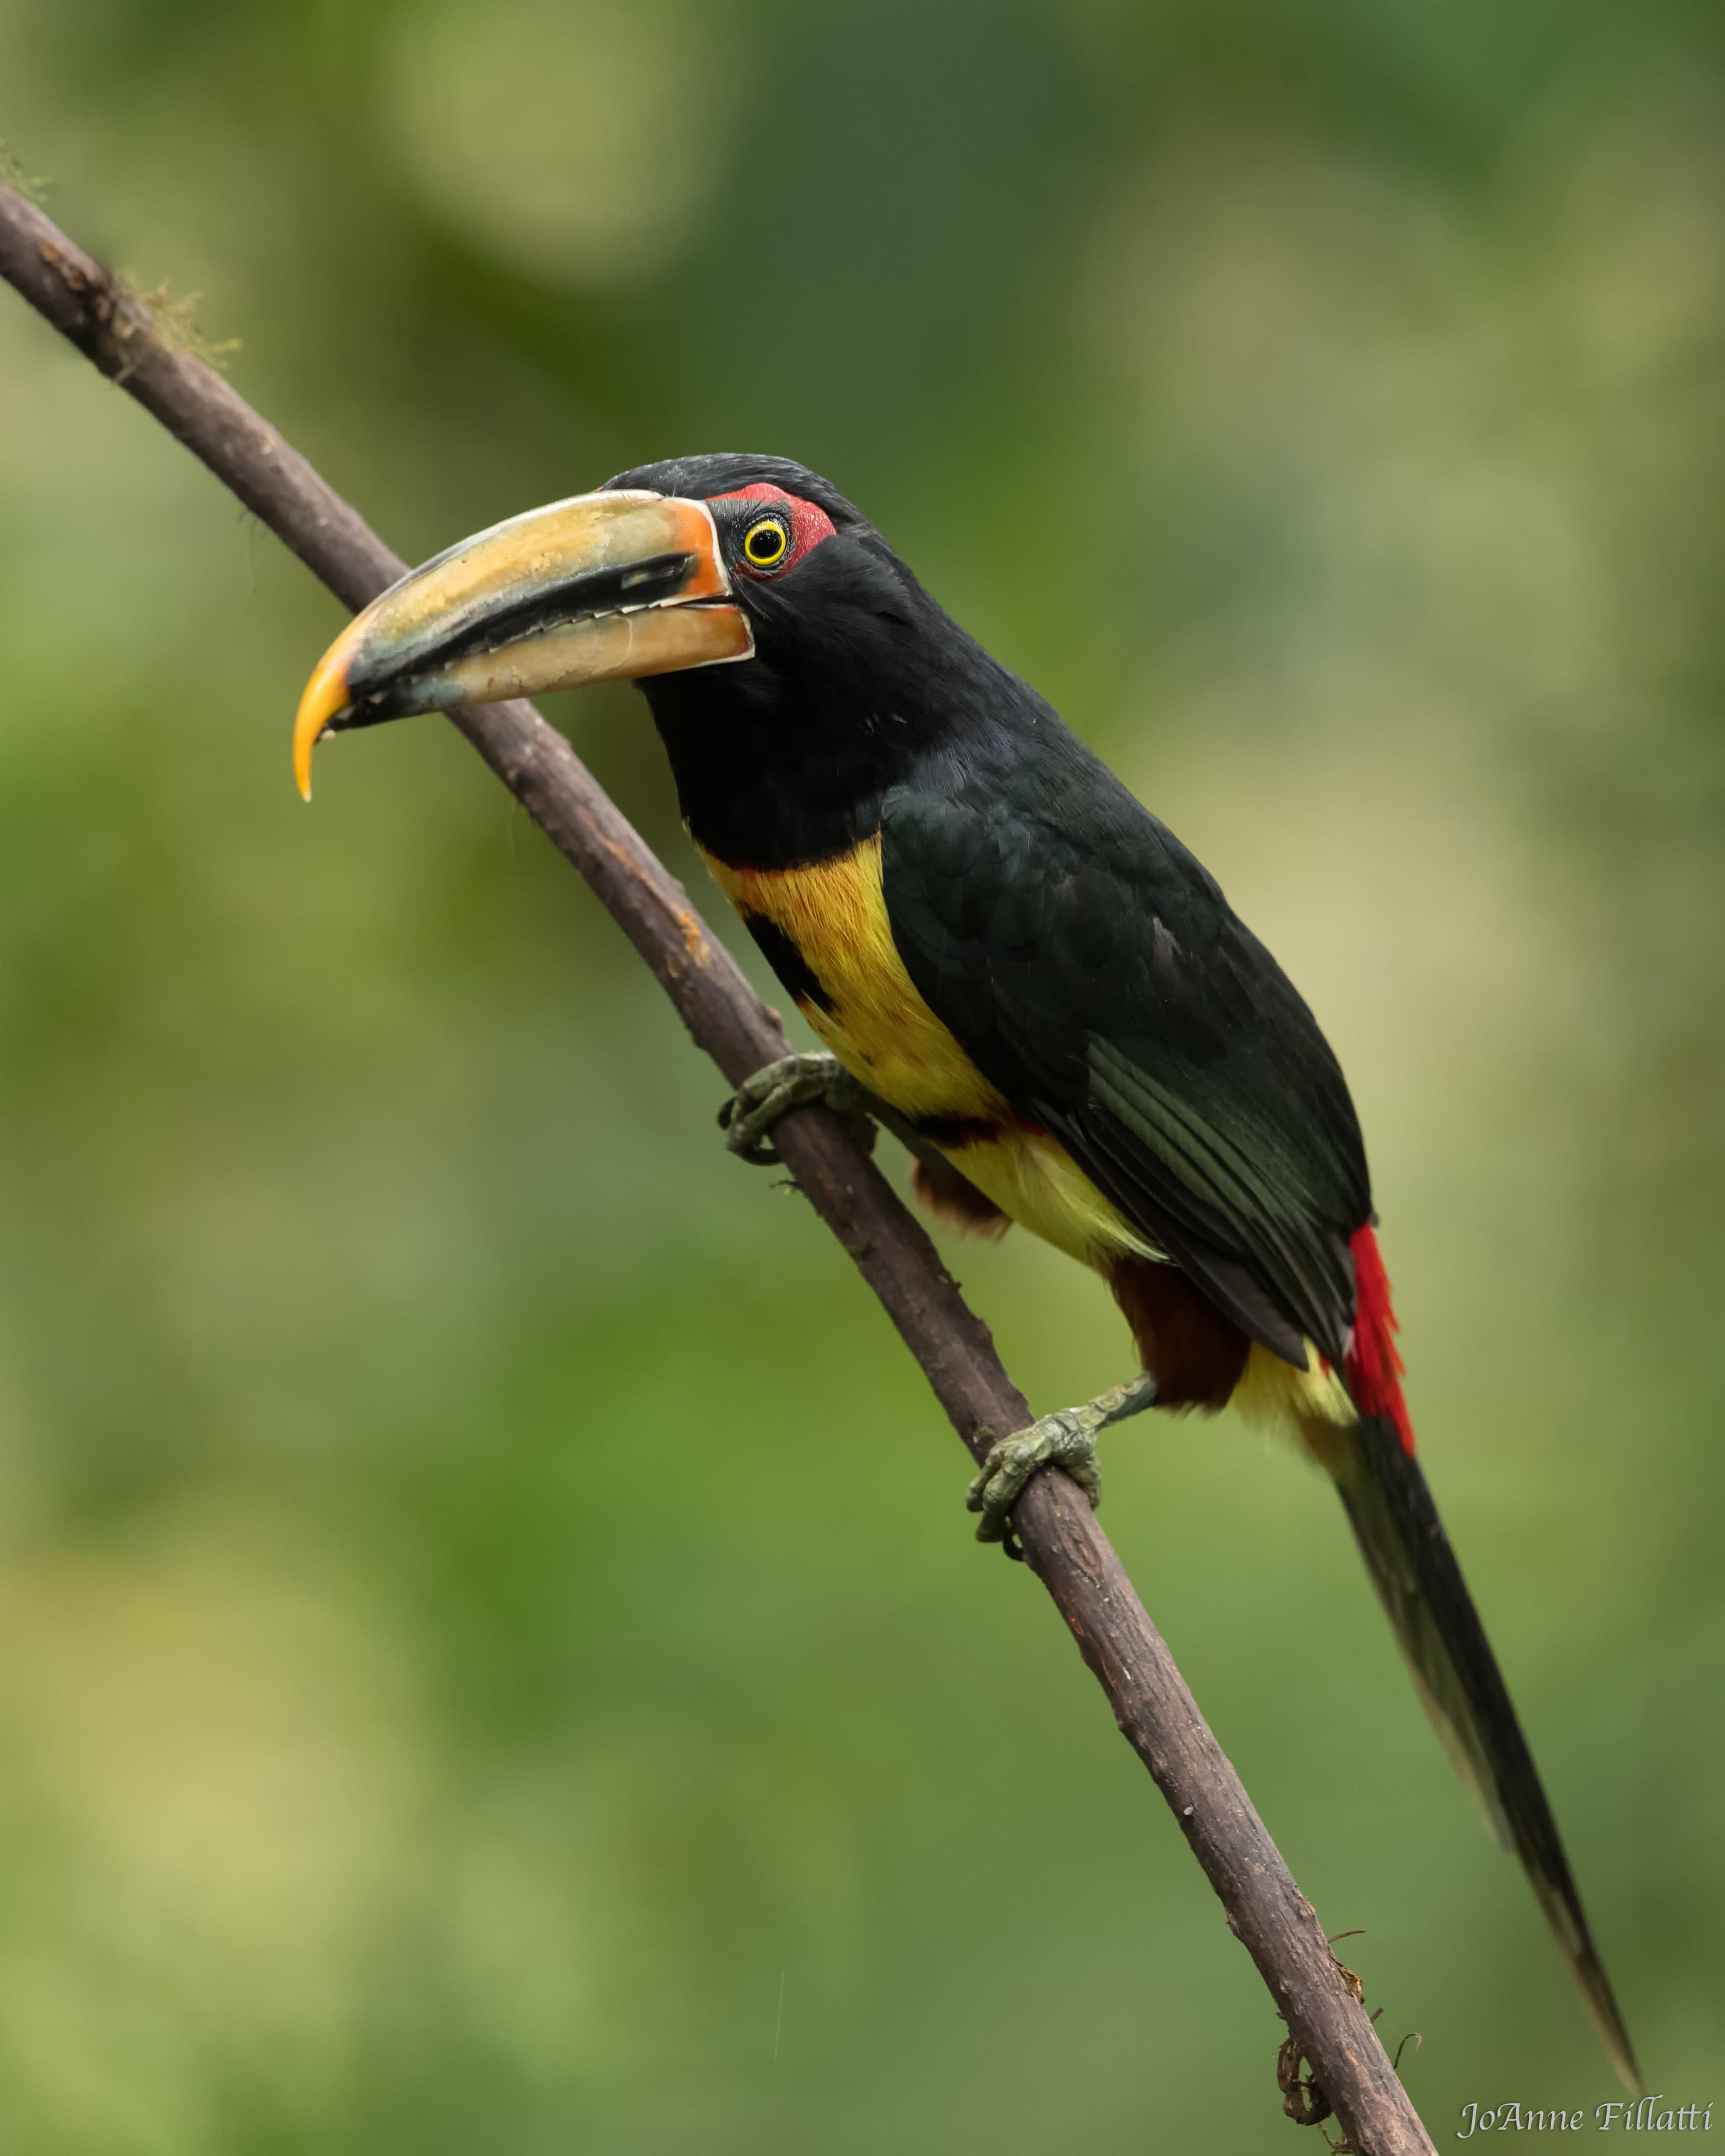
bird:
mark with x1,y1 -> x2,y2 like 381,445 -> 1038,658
294,452 -> 1638,2083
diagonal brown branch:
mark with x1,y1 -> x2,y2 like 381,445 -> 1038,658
1,181 -> 1435,2156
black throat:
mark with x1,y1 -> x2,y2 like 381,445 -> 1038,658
641,667 -> 929,868
637,528 -> 996,869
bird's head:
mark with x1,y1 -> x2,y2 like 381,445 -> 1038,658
293,454 -> 951,813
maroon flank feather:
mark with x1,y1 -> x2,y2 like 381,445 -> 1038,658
1345,1225 -> 1413,1454
1108,1254 -> 1250,1411
910,1155 -> 1011,1239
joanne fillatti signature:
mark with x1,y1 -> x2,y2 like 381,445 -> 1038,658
1458,2099 -> 1714,2136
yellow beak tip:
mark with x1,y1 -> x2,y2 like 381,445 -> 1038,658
293,646 -> 354,804
292,728 -> 320,801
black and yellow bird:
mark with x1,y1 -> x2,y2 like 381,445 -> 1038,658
294,453 -> 1636,2081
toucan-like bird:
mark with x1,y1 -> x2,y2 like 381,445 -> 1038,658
294,453 -> 1636,2081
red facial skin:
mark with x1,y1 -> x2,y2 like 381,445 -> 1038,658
710,483 -> 837,578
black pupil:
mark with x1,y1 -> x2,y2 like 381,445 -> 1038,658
750,522 -> 784,561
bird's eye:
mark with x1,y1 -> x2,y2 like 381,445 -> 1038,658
742,517 -> 790,569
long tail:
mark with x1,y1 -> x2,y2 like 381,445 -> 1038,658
1310,1226 -> 1640,2085
1315,1400 -> 1639,2086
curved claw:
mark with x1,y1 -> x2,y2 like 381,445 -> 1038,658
718,1051 -> 874,1165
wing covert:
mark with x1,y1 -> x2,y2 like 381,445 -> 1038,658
880,771 -> 1371,1363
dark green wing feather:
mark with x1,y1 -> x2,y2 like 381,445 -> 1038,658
880,749 -> 1371,1363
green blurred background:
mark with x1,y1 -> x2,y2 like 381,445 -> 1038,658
2,0 -> 1722,2147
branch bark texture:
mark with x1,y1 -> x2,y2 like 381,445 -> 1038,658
1,182 -> 1435,2156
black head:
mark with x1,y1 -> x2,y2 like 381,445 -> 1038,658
603,453 -> 872,534
603,454 -> 1006,865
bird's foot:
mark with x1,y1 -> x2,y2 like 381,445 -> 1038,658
966,1371 -> 1158,1551
718,1051 -> 876,1165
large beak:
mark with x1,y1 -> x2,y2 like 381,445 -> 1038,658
293,490 -> 751,798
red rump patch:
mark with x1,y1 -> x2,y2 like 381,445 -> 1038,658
1345,1225 -> 1415,1455
712,483 -> 836,575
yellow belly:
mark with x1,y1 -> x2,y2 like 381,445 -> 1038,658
705,836 -> 1352,1426
702,835 -> 1152,1264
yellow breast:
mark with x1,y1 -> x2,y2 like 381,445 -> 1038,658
703,835 -> 1001,1120
701,836 -> 1151,1266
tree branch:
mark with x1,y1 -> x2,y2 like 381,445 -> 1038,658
1,181 -> 1435,2155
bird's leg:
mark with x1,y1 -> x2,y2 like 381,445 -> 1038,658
718,1051 -> 880,1165
967,1371 -> 1158,1550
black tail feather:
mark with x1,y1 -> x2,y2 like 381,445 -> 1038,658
1327,1413 -> 1639,2088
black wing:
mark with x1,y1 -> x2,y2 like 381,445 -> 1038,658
880,747 -> 1371,1366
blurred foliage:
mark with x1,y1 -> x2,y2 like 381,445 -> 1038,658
2,0 -> 1723,2147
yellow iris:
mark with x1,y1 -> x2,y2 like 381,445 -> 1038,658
743,517 -> 789,567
